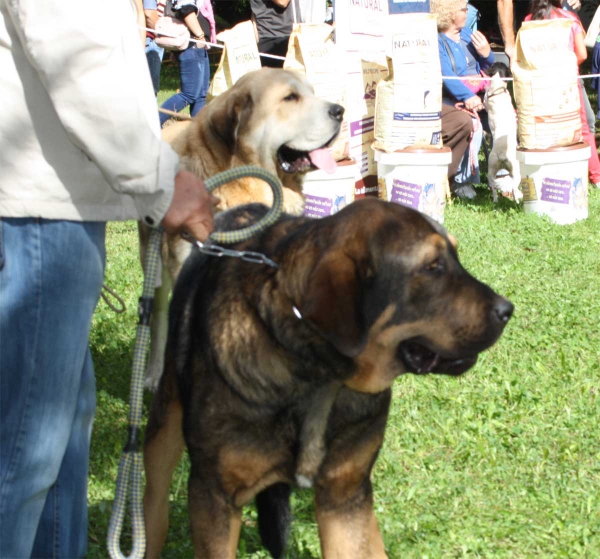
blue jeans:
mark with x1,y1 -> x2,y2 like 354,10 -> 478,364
146,37 -> 164,96
160,46 -> 209,126
0,218 -> 106,558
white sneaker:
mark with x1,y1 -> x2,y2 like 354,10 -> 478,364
453,184 -> 477,199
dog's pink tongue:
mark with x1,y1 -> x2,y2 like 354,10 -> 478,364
309,148 -> 337,174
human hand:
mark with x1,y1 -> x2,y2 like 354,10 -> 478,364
567,0 -> 581,10
161,170 -> 217,242
471,31 -> 491,59
465,95 -> 484,112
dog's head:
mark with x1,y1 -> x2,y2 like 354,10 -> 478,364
484,72 -> 509,105
484,62 -> 511,80
287,199 -> 513,393
205,68 -> 343,176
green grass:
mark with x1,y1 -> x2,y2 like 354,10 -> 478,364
87,70 -> 600,557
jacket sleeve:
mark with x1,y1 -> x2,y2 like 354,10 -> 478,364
438,36 -> 476,103
477,49 -> 495,72
3,0 -> 178,226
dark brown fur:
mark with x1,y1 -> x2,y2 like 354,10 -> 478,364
144,199 -> 513,559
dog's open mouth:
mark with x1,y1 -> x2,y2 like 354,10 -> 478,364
277,144 -> 337,175
398,338 -> 478,376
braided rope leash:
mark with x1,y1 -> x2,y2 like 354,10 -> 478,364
107,166 -> 283,559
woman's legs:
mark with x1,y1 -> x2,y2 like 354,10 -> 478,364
452,114 -> 483,197
190,48 -> 210,117
159,48 -> 208,126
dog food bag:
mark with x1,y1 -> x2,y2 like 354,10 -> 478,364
284,24 -> 350,161
513,20 -> 582,149
208,21 -> 262,100
373,13 -> 442,151
344,53 -> 390,198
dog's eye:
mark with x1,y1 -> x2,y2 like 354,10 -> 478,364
421,258 -> 445,275
283,92 -> 299,102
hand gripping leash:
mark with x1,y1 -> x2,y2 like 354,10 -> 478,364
107,166 -> 284,559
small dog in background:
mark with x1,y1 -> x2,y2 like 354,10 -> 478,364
483,62 -> 523,203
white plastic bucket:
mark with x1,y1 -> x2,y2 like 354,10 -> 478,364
374,146 -> 452,224
517,143 -> 590,225
302,159 -> 357,218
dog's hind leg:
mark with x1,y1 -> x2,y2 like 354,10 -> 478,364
144,379 -> 185,558
255,483 -> 292,559
487,152 -> 500,203
507,157 -> 523,202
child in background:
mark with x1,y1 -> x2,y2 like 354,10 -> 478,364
525,0 -> 600,187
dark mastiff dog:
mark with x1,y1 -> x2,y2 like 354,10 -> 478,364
144,198 -> 513,559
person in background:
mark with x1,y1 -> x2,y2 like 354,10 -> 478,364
432,0 -> 495,199
497,0 -> 581,62
159,0 -> 216,127
592,35 -> 600,123
0,1 -> 215,557
144,0 -> 166,95
441,104 -> 475,185
251,0 -> 296,67
524,0 -> 600,188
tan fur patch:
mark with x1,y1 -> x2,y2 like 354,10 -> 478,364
219,446 -> 290,507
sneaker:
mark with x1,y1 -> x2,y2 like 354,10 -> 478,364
453,184 -> 477,199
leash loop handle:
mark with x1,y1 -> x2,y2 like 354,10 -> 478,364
204,166 -> 284,245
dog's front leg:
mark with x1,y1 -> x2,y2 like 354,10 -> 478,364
315,478 -> 387,559
188,476 -> 242,559
314,431 -> 388,559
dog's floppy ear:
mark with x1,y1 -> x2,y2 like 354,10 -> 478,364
207,88 -> 253,151
301,252 -> 366,358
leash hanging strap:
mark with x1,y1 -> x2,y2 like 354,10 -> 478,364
107,166 -> 283,559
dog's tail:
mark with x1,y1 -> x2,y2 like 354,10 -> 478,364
255,483 -> 292,559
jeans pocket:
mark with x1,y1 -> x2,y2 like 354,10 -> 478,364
0,219 -> 4,271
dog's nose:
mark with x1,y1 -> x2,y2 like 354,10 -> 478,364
493,298 -> 514,325
328,104 -> 345,122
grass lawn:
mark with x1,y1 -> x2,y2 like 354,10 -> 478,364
86,65 -> 600,558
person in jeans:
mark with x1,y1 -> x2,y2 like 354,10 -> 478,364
144,0 -> 166,95
159,0 -> 216,126
0,1 -> 215,557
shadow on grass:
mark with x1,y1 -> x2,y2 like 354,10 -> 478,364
451,185 -> 524,215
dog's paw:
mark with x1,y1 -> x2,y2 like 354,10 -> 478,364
144,361 -> 164,392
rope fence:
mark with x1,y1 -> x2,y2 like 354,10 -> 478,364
142,26 -> 600,81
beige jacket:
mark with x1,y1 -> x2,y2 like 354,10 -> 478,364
0,0 -> 179,225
